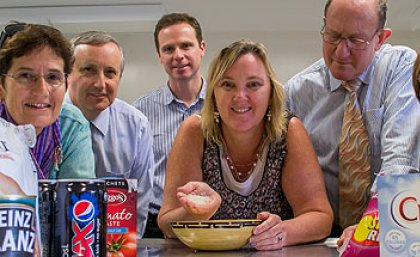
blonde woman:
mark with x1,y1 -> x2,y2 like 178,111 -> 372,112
158,40 -> 333,250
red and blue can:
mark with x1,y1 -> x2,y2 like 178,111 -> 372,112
54,179 -> 107,257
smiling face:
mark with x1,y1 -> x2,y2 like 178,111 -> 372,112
0,46 -> 66,135
157,22 -> 205,84
214,53 -> 271,135
67,42 -> 122,120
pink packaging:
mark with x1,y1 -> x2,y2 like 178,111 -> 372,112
106,178 -> 137,257
340,194 -> 379,257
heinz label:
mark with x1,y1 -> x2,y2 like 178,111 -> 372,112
106,179 -> 137,257
378,174 -> 420,257
0,196 -> 37,257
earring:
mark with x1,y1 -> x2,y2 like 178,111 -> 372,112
214,111 -> 220,124
266,107 -> 272,122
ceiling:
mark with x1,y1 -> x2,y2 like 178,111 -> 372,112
0,0 -> 419,34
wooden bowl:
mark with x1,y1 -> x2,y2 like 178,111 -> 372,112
170,219 -> 261,251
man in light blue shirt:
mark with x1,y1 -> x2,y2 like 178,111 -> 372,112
132,13 -> 206,238
65,31 -> 154,237
284,0 -> 420,238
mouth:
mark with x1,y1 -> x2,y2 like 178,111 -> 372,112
173,64 -> 189,69
231,107 -> 252,113
333,58 -> 351,65
89,92 -> 106,98
25,103 -> 51,109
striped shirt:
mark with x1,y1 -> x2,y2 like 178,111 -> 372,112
284,44 -> 420,225
132,79 -> 206,214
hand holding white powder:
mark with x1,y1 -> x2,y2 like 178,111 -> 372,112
186,194 -> 211,205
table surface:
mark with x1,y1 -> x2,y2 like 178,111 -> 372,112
137,238 -> 340,257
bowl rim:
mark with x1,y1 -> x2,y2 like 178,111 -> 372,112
170,219 -> 262,229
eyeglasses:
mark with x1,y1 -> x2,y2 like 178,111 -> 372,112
0,23 -> 26,48
2,71 -> 67,89
320,25 -> 381,50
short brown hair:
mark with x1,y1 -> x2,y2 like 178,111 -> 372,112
154,13 -> 203,53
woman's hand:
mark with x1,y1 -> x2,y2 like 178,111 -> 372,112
249,212 -> 285,251
337,224 -> 357,247
177,181 -> 221,216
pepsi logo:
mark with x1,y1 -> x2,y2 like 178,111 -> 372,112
107,190 -> 127,205
73,200 -> 95,222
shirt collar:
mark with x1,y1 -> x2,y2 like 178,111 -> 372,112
65,92 -> 110,135
329,62 -> 373,91
162,77 -> 206,105
90,106 -> 110,136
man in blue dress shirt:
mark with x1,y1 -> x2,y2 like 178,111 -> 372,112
65,31 -> 154,238
132,13 -> 206,238
284,0 -> 420,239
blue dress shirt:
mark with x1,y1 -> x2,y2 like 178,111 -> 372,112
284,44 -> 420,224
132,79 -> 206,214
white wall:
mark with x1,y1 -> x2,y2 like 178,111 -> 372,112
113,30 -> 420,104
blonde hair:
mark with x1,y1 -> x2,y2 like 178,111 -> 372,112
201,39 -> 287,145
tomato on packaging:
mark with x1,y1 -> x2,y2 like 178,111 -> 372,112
107,232 -> 137,257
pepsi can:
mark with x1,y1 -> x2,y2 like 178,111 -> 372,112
38,179 -> 56,257
54,179 -> 106,257
0,195 -> 38,257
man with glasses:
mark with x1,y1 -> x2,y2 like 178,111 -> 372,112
284,0 -> 420,239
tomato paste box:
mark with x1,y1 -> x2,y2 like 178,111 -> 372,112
378,174 -> 420,257
105,178 -> 137,257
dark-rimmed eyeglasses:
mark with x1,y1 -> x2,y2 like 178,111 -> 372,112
0,23 -> 27,48
320,25 -> 381,50
2,70 -> 67,90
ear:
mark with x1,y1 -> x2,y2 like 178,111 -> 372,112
374,28 -> 392,51
200,41 -> 206,57
0,83 -> 4,100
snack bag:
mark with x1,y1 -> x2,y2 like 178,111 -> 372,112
340,194 -> 379,257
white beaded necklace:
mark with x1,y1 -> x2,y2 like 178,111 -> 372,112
222,139 -> 264,182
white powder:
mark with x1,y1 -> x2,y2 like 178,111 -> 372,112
186,194 -> 211,205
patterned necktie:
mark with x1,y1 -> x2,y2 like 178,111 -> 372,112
338,80 -> 371,228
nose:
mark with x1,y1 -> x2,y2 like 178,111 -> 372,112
32,76 -> 51,94
335,38 -> 351,57
93,72 -> 106,89
233,86 -> 248,100
173,48 -> 184,60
